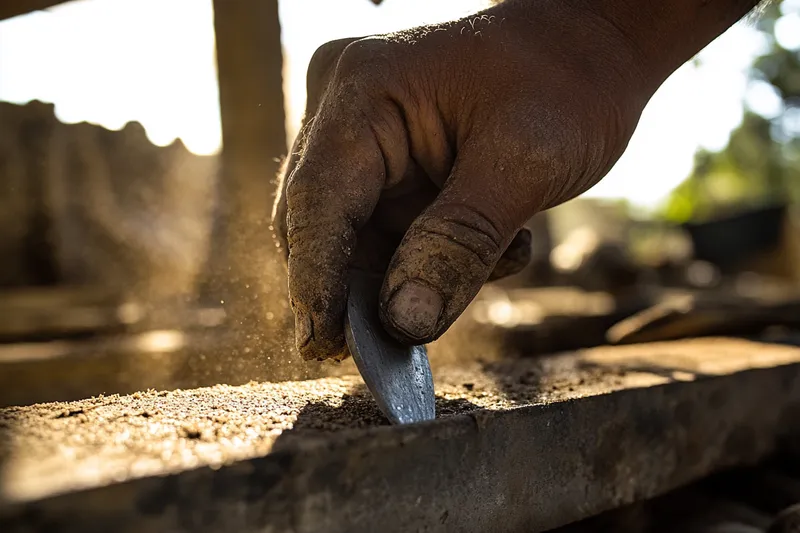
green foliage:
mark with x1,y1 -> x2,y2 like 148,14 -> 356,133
661,0 -> 800,223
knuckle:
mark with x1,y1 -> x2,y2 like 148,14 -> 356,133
286,210 -> 356,263
284,166 -> 321,210
307,37 -> 358,92
335,38 -> 396,85
285,212 -> 316,249
309,38 -> 354,72
414,206 -> 505,269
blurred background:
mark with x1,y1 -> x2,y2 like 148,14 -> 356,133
0,0 -> 799,406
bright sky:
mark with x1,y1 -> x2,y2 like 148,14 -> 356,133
1,0 -> 799,209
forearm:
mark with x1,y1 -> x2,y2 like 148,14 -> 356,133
496,0 -> 760,92
578,0 -> 760,83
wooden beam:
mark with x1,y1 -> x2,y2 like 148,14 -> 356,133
206,0 -> 290,334
0,0 -> 69,21
3,339 -> 800,532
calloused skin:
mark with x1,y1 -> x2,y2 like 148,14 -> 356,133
272,0 -> 760,362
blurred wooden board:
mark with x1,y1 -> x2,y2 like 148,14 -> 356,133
0,286 -> 126,342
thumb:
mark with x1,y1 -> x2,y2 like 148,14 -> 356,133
379,154 -> 528,344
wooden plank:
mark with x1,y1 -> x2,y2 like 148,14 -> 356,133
2,338 -> 800,532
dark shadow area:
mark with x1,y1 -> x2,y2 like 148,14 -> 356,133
754,331 -> 800,348
488,289 -> 800,360
493,310 -> 643,359
272,383 -> 483,451
550,453 -> 800,533
479,358 -> 546,406
609,298 -> 800,346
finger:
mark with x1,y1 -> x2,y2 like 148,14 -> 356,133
272,152 -> 296,264
272,131 -> 306,264
272,37 -> 363,264
488,228 -> 532,281
379,150 -> 530,344
286,96 -> 390,361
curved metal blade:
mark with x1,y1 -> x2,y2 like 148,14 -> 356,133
345,272 -> 435,425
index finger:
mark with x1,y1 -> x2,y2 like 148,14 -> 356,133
272,37 -> 363,263
286,94 -> 386,361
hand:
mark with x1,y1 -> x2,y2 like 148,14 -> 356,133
271,0 -> 736,362
272,1 -> 652,361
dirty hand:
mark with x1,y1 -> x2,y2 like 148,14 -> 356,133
273,0 -> 758,361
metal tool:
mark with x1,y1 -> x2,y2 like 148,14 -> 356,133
345,270 -> 436,425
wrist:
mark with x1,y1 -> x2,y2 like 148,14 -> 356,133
494,0 -> 759,93
568,0 -> 760,87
